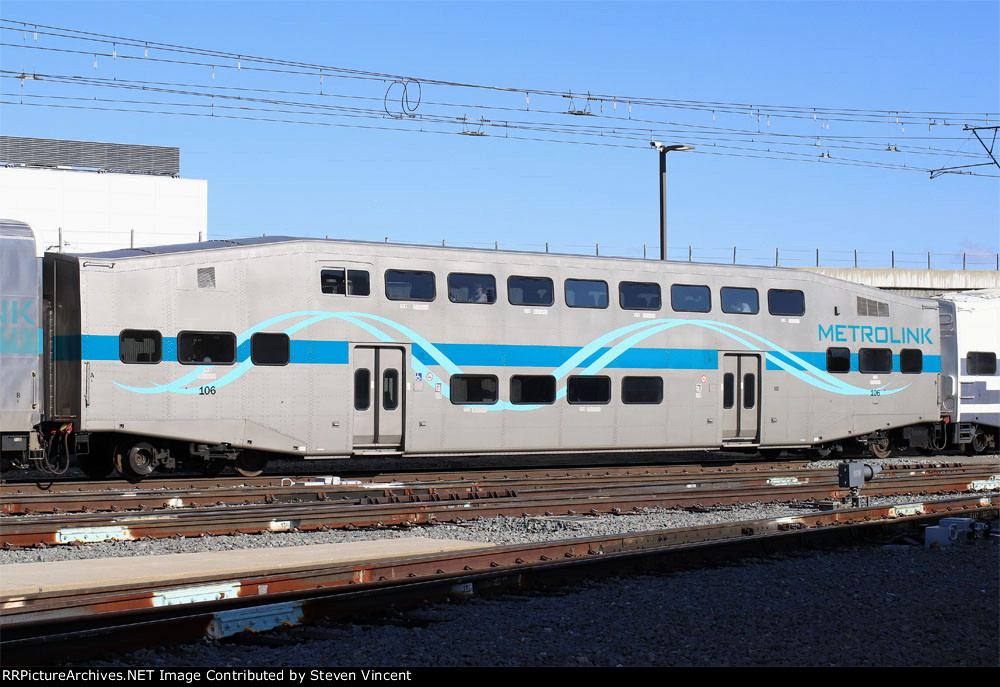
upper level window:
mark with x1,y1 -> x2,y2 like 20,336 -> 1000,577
721,287 -> 759,315
670,284 -> 711,313
385,270 -> 435,301
120,330 -> 161,364
619,282 -> 661,311
565,279 -> 608,309
321,269 -> 370,296
251,332 -> 290,366
768,289 -> 805,316
448,273 -> 497,304
968,352 -> 997,375
508,276 -> 554,307
178,331 -> 236,365
859,348 -> 892,374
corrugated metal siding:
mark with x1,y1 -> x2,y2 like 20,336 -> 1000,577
0,136 -> 179,176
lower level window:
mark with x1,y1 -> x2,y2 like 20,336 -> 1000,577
119,329 -> 161,364
622,376 -> 663,404
511,375 -> 556,404
566,376 -> 611,404
251,333 -> 290,366
450,375 -> 499,405
859,348 -> 892,374
900,348 -> 923,374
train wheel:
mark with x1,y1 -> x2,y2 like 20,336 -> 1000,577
115,442 -> 156,482
197,459 -> 226,477
807,446 -> 833,459
966,431 -> 988,455
235,450 -> 267,478
869,436 -> 892,459
757,449 -> 782,460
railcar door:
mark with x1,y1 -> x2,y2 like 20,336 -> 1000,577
352,345 -> 404,449
722,353 -> 761,443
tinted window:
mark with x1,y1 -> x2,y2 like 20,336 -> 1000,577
385,270 -> 435,301
119,329 -> 161,364
723,373 -> 735,409
323,269 -> 370,296
510,375 -> 556,404
354,369 -> 371,410
177,331 -> 236,365
251,333 -> 290,366
900,349 -> 923,374
671,284 -> 711,313
448,273 -> 497,304
859,348 -> 892,374
619,282 -> 661,310
382,369 -> 399,410
566,376 -> 611,404
743,373 -> 756,409
968,352 -> 997,375
450,375 -> 499,404
565,279 -> 609,309
348,270 -> 370,296
768,289 -> 805,316
622,376 -> 663,404
826,347 -> 851,373
721,287 -> 759,314
508,276 -> 554,306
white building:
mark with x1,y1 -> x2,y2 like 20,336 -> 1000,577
0,136 -> 206,256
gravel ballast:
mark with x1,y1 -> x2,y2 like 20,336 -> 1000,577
73,539 -> 998,667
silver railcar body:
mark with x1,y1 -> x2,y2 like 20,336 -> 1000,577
69,237 -> 943,462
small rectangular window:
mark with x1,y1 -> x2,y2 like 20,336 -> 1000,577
385,270 -> 435,301
723,373 -> 735,409
768,289 -> 805,316
450,375 -> 499,404
177,331 -> 236,365
859,348 -> 892,374
721,287 -> 759,314
826,347 -> 851,374
619,281 -> 661,310
119,330 -> 161,364
251,333 -> 290,366
968,352 -> 997,375
566,376 -> 611,404
900,349 -> 923,374
670,284 -> 711,313
565,279 -> 609,309
622,376 -> 663,404
448,273 -> 497,304
510,375 -> 556,404
355,369 -> 371,410
382,369 -> 399,410
508,276 -> 554,306
743,373 -> 756,409
348,270 -> 370,296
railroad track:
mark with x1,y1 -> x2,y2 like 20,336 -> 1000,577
2,493 -> 995,665
2,464 -> 996,547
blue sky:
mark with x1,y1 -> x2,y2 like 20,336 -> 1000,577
1,1 -> 997,267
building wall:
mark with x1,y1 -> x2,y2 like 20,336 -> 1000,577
0,166 -> 206,256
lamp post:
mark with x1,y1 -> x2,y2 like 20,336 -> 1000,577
650,142 -> 695,261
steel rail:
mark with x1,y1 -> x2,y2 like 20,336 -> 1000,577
1,468 -> 996,548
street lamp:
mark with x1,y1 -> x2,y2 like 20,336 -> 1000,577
650,141 -> 695,261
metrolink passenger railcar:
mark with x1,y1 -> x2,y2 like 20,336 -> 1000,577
1,219 -> 996,479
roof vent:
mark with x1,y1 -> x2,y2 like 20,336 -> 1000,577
197,267 -> 216,289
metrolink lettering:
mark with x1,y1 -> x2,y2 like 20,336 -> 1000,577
0,299 -> 36,326
818,324 -> 932,345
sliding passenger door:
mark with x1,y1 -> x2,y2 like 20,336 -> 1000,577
722,353 -> 761,443
352,345 -> 404,450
